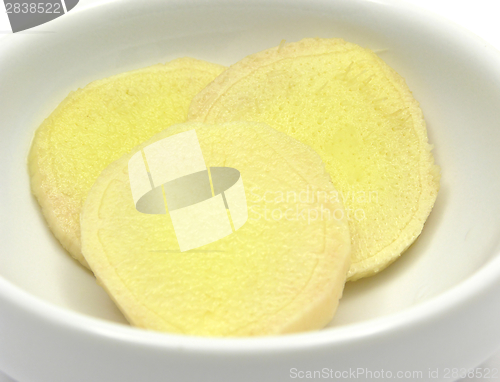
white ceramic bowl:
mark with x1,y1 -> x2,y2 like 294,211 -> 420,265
1,0 -> 500,381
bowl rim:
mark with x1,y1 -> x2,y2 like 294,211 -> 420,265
1,0 -> 500,353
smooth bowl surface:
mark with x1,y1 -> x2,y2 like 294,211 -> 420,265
1,0 -> 500,381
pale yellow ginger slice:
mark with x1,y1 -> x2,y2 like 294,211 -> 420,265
188,38 -> 440,281
29,58 -> 225,268
80,121 -> 351,336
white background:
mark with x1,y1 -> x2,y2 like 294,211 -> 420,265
1,0 -> 500,381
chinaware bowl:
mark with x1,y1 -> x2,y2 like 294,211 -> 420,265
1,0 -> 500,381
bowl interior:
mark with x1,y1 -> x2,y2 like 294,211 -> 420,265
1,0 -> 500,331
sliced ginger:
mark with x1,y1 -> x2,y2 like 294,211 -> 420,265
188,38 -> 440,280
29,58 -> 225,267
80,122 -> 351,336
